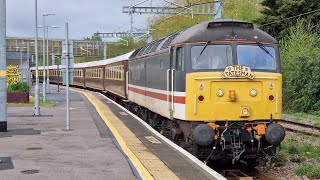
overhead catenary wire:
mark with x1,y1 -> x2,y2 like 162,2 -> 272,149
259,8 -> 320,27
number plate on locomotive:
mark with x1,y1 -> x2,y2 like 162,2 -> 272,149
221,65 -> 254,79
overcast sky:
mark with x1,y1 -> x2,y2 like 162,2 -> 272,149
6,0 -> 163,40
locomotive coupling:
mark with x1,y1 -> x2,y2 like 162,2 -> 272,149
193,124 -> 216,146
265,123 -> 285,145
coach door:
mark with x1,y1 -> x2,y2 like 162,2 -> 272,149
168,46 -> 184,119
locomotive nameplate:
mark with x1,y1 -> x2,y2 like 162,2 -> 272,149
221,65 -> 254,80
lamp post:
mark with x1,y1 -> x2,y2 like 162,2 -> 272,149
46,25 -> 60,94
34,0 -> 40,116
41,13 -> 55,102
0,0 -> 7,131
15,46 -> 27,82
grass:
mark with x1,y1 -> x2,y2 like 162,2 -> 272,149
295,163 -> 320,179
274,151 -> 287,167
8,96 -> 54,107
280,141 -> 320,159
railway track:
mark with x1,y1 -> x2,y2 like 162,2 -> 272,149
223,168 -> 274,180
280,119 -> 320,137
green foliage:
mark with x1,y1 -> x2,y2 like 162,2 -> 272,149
223,0 -> 261,22
256,0 -> 320,39
148,0 -> 261,40
281,20 -> 320,112
295,163 -> 320,179
83,35 -> 102,42
7,82 -> 30,93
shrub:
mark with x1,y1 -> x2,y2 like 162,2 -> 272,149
281,20 -> 320,112
7,82 -> 30,93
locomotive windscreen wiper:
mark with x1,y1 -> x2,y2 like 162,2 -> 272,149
256,41 -> 275,59
195,41 -> 210,62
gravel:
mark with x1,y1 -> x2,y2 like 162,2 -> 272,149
260,131 -> 320,180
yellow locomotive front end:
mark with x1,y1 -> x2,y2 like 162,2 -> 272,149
184,42 -> 285,165
186,70 -> 282,121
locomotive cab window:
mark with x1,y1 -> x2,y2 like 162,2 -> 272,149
237,45 -> 277,71
191,44 -> 232,70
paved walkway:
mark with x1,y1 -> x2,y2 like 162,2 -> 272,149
0,87 -> 136,180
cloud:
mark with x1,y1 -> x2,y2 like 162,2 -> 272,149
6,0 -> 149,39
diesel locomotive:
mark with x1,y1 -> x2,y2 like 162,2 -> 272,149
33,19 -> 285,166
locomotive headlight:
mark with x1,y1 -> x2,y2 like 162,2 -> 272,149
217,89 -> 224,97
250,89 -> 257,97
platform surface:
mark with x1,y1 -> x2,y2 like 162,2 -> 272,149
0,87 -> 136,180
0,85 -> 223,180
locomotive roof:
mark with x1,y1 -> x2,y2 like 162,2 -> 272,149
130,19 -> 277,59
172,19 -> 277,44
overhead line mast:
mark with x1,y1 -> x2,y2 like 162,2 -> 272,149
121,0 -> 222,40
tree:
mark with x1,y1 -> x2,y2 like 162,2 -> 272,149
256,0 -> 320,39
83,35 -> 102,41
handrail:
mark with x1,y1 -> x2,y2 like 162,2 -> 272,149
171,69 -> 175,111
166,69 -> 170,110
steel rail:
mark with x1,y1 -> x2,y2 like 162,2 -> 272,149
281,119 -> 320,130
280,119 -> 320,137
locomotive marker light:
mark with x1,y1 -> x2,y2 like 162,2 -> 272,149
217,89 -> 224,97
199,82 -> 204,90
198,95 -> 205,102
268,82 -> 274,90
268,94 -> 275,101
250,89 -> 257,97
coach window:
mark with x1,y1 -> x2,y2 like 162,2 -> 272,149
176,47 -> 184,71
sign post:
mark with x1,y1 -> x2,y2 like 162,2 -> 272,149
0,0 -> 7,132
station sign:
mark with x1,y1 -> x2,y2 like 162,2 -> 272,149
62,41 -> 74,85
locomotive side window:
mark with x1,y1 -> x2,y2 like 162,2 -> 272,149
191,45 -> 232,70
176,47 -> 184,71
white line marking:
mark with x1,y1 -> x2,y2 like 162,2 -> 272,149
98,93 -> 226,180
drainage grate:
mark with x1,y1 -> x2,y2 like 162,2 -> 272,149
21,169 -> 39,174
26,147 -> 42,150
0,157 -> 14,170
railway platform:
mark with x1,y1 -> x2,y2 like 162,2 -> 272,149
0,85 -> 224,180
